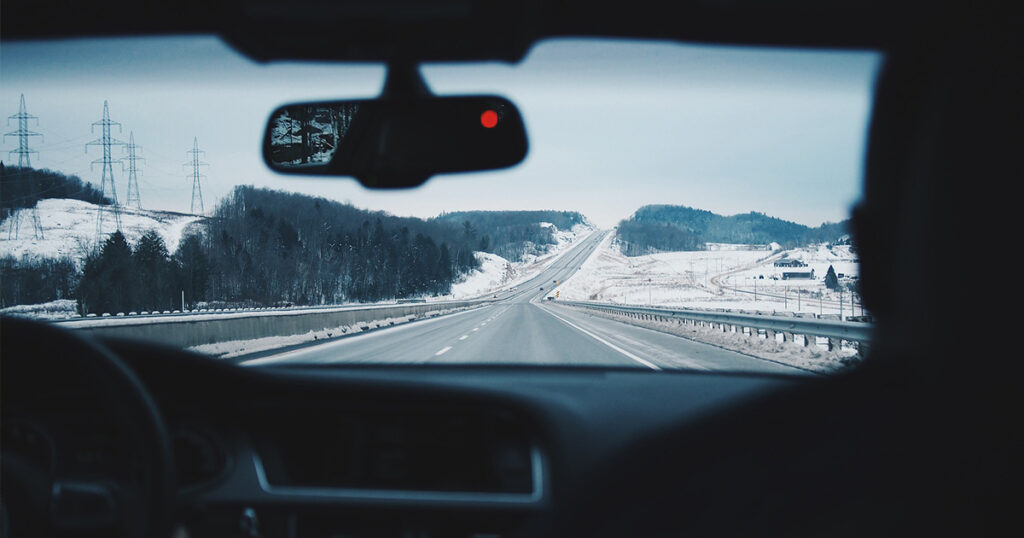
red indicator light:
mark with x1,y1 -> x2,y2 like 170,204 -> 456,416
480,109 -> 498,128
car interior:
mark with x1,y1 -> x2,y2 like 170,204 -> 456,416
1,1 -> 1020,537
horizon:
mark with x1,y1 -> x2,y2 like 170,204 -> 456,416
4,167 -> 851,231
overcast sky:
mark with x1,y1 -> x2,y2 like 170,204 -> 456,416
2,36 -> 880,228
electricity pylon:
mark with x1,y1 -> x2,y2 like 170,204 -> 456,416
86,100 -> 127,242
184,137 -> 208,215
124,131 -> 144,209
5,94 -> 42,167
5,94 -> 45,240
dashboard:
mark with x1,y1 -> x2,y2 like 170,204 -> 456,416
5,321 -> 1012,538
85,337 -> 802,538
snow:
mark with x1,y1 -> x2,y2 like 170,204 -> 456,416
448,222 -> 596,299
448,251 -> 516,298
0,299 -> 78,320
556,232 -> 862,318
0,199 -> 203,265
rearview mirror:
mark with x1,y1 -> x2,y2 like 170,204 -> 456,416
264,96 -> 528,188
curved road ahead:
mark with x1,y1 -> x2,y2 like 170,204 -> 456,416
244,231 -> 806,374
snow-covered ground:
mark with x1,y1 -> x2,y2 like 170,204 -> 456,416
556,232 -> 862,317
448,222 -> 595,299
0,299 -> 78,320
0,199 -> 203,264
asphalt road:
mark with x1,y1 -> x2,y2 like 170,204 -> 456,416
244,231 -> 807,374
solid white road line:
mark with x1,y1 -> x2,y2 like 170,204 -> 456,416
540,306 -> 662,371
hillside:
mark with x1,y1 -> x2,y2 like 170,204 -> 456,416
433,210 -> 591,263
616,204 -> 850,255
1,187 -> 601,314
558,233 -> 860,316
0,198 -> 203,264
1,165 -> 111,212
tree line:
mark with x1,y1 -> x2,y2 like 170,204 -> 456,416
1,164 -> 110,215
0,255 -> 78,307
194,186 -> 483,306
616,204 -> 851,255
433,210 -> 587,262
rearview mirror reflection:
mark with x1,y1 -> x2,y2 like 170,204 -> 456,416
264,96 -> 528,189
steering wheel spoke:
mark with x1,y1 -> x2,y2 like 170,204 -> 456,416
51,480 -> 119,529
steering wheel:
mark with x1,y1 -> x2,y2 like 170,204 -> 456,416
1,316 -> 174,538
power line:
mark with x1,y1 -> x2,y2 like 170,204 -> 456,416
4,95 -> 45,240
86,100 -> 127,243
5,94 -> 42,168
184,137 -> 208,215
124,131 -> 144,209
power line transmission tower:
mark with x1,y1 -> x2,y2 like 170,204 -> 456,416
184,137 -> 208,215
5,94 -> 42,167
5,94 -> 45,240
86,100 -> 127,242
123,131 -> 144,209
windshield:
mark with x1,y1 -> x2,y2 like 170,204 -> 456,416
0,37 -> 880,374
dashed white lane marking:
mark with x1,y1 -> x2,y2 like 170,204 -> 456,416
472,328 -> 479,332
435,346 -> 453,356
240,306 -> 486,366
540,307 -> 662,371
459,335 -> 468,341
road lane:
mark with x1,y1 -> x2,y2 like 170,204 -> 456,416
244,230 -> 807,375
541,303 -> 809,374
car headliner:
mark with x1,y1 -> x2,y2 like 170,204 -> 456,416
2,0 -> 958,63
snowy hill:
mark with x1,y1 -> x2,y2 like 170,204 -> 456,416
0,199 -> 204,264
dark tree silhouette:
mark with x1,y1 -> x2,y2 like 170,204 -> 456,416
825,265 -> 840,290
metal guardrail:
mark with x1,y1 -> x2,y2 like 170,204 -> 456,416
556,300 -> 873,348
55,299 -> 496,349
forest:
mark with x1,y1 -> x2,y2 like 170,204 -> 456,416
433,210 -> 587,262
3,179 -> 589,314
616,204 -> 850,256
193,186 -> 483,306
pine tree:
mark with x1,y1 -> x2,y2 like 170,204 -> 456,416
825,264 -> 839,290
133,230 -> 175,311
175,234 -> 210,309
77,231 -> 135,314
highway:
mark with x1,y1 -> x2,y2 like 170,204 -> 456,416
243,231 -> 807,374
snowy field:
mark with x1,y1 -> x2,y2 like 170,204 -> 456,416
448,222 -> 595,299
556,232 -> 862,318
1,199 -> 203,264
